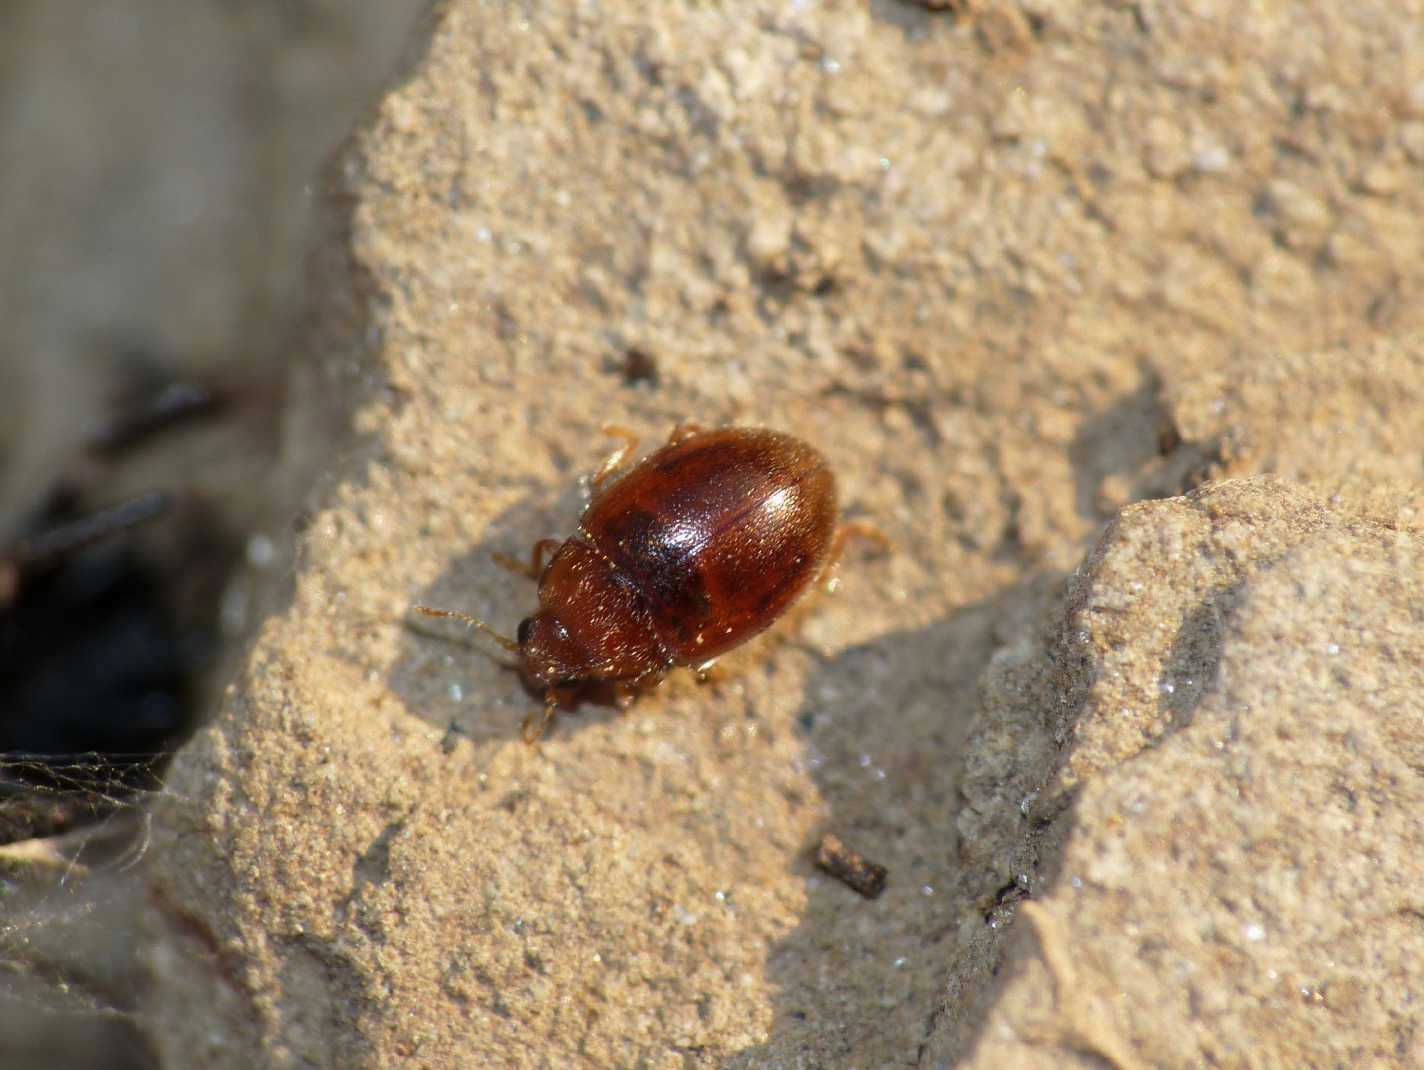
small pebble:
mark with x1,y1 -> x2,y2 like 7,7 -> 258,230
815,834 -> 888,899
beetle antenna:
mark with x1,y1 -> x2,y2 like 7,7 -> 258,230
412,605 -> 520,652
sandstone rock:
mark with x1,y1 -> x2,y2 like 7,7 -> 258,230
937,478 -> 1424,1067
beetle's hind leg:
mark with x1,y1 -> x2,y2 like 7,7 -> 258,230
665,422 -> 706,446
591,423 -> 706,489
492,538 -> 561,581
592,425 -> 641,487
819,520 -> 891,593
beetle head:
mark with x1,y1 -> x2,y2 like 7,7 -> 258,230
516,610 -> 589,690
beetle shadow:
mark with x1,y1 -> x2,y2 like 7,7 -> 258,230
385,476 -> 652,744
719,576 -> 1057,1067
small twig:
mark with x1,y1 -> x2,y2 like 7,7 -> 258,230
10,492 -> 169,571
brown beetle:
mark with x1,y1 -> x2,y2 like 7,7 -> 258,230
418,424 -> 876,741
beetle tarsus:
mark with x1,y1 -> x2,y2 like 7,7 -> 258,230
819,520 -> 891,593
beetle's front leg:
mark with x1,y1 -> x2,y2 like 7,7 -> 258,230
522,694 -> 560,744
493,538 -> 561,581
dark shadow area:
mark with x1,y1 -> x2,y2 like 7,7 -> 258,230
1069,371 -> 1229,528
0,1009 -> 156,1070
925,793 -> 1086,1067
1157,582 -> 1240,733
0,488 -> 238,783
719,578 -> 1063,1068
0,360 -> 274,1070
866,0 -> 946,35
1067,371 -> 1172,524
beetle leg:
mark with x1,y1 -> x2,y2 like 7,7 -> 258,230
492,538 -> 561,580
819,520 -> 891,593
522,695 -> 559,743
412,605 -> 520,652
592,424 -> 641,486
693,657 -> 720,683
665,422 -> 706,446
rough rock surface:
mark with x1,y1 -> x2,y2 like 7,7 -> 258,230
943,479 -> 1424,1067
1167,335 -> 1424,529
125,1 -> 1424,1068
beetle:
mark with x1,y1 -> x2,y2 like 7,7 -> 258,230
417,424 -> 878,742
